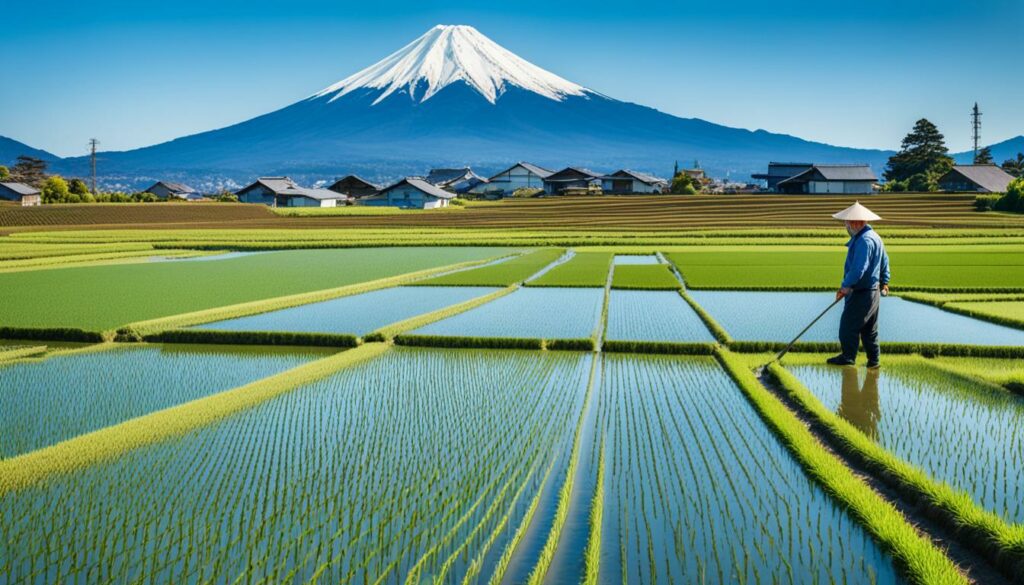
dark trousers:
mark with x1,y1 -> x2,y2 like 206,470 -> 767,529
839,289 -> 880,362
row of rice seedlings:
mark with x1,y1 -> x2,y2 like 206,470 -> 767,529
120,254 -> 514,337
0,348 -> 592,584
920,355 -> 1024,393
604,290 -> 715,343
0,344 -> 388,494
412,288 -> 605,340
581,438 -> 605,585
765,360 -> 1022,579
412,249 -> 565,287
527,252 -> 613,288
0,343 -> 326,459
595,353 -> 905,584
787,361 -> 1024,524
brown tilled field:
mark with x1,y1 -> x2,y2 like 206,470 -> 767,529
1,194 -> 1021,232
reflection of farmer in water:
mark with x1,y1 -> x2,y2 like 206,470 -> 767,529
836,368 -> 881,439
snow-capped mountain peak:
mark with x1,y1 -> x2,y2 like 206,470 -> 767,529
312,24 -> 590,105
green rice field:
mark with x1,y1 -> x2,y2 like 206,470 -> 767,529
3,215 -> 1024,584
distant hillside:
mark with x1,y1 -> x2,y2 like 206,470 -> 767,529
0,136 -> 59,167
954,135 -> 1024,164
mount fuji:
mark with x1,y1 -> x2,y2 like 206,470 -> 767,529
56,24 -> 893,189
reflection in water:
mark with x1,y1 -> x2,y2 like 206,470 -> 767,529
836,368 -> 881,439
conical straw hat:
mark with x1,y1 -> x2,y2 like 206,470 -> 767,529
832,201 -> 881,221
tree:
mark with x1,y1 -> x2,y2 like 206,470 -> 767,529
670,173 -> 698,194
974,146 -> 994,165
884,119 -> 954,187
68,178 -> 90,196
41,176 -> 70,204
9,156 -> 48,187
0,166 -> 9,181
995,178 -> 1024,213
1002,153 -> 1024,178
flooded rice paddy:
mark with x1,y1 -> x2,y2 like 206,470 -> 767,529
0,344 -> 325,459
593,354 -> 901,583
605,290 -> 714,342
789,362 -> 1024,523
689,290 -> 1024,345
194,286 -> 499,335
413,287 -> 604,339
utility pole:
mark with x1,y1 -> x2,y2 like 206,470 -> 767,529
971,103 -> 982,162
88,138 -> 100,195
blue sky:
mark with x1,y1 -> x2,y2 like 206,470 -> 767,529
3,0 -> 1022,157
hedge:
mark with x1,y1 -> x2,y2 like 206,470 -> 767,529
144,329 -> 359,348
601,340 -> 716,355
0,326 -> 105,343
544,338 -> 595,351
393,335 -> 544,350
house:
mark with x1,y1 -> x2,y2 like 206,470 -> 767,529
751,162 -> 814,191
543,167 -> 603,195
235,177 -> 347,207
425,168 -> 488,194
0,182 -> 42,206
362,177 -> 456,209
601,170 -> 669,194
938,165 -> 1015,193
775,164 -> 877,194
477,162 -> 553,196
144,181 -> 203,201
327,175 -> 381,199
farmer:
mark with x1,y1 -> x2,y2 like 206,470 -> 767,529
827,202 -> 890,368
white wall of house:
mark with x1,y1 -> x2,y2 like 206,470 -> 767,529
602,178 -> 663,193
284,196 -> 338,208
808,181 -> 874,194
363,185 -> 449,209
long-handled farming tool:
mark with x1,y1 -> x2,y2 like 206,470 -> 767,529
754,297 -> 843,376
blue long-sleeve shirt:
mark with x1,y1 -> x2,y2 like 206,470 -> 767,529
842,225 -> 890,290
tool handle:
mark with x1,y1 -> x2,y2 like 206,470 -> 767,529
771,297 -> 843,363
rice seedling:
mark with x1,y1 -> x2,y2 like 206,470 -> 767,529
767,359 -> 1024,577
592,353 -> 907,584
942,300 -> 1024,330
412,288 -> 605,340
688,290 -> 1024,345
788,361 -> 1024,524
0,343 -> 329,459
0,348 -> 592,584
413,248 -> 564,286
527,252 -> 612,287
369,285 -> 518,340
609,264 -> 680,290
922,356 -> 1024,392
0,345 -> 46,362
0,247 -> 514,331
192,286 -> 501,336
605,290 -> 714,342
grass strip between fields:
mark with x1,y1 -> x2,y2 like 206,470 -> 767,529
0,343 -> 390,495
715,349 -> 968,585
678,290 -> 733,344
0,345 -> 48,362
601,340 -> 716,355
367,285 -> 519,340
765,360 -> 1024,579
116,255 -> 517,339
391,334 -> 596,352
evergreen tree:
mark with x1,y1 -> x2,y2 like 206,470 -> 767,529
883,119 -> 953,185
1002,153 -> 1024,177
9,156 -> 48,187
68,178 -> 90,196
974,146 -> 994,165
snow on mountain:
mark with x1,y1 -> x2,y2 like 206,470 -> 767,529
311,24 -> 589,105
